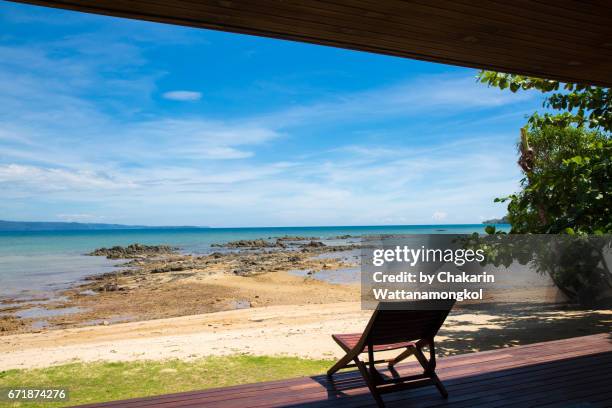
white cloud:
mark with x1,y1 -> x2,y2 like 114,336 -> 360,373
197,147 -> 253,159
162,90 -> 202,101
0,26 -> 529,226
432,211 -> 448,221
123,118 -> 279,146
111,119 -> 280,162
255,74 -> 536,129
56,213 -> 106,222
0,164 -> 136,193
0,134 -> 521,225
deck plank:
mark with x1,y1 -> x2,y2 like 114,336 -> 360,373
74,333 -> 612,408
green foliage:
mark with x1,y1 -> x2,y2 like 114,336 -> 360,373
463,233 -> 612,306
475,73 -> 611,305
484,126 -> 612,304
499,126 -> 611,234
0,356 -> 332,407
478,71 -> 611,235
477,71 -> 611,133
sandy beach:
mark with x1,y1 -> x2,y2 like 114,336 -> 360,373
2,301 -> 611,371
0,239 -> 361,334
2,238 -> 610,372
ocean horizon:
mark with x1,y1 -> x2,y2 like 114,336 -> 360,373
0,224 -> 509,299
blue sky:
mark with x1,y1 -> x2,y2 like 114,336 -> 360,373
0,2 -> 544,227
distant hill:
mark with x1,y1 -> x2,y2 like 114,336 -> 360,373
0,220 -> 207,232
482,216 -> 510,224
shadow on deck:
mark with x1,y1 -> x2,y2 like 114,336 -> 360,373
76,333 -> 612,408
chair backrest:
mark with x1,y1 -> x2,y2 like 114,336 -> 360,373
361,300 -> 455,347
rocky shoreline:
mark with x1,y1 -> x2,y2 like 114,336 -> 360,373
84,238 -> 358,290
0,238 -> 361,334
87,243 -> 177,259
211,236 -> 328,249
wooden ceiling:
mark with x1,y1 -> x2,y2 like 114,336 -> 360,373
10,0 -> 612,87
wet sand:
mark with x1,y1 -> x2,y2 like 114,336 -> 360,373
0,241 -> 360,334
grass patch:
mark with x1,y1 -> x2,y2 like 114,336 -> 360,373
0,356 -> 332,407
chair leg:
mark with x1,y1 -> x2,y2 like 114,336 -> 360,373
327,351 -> 355,377
413,345 -> 448,398
368,343 -> 384,385
413,346 -> 431,373
431,372 -> 448,398
355,357 -> 385,408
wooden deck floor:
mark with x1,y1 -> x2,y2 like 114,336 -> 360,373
78,333 -> 612,408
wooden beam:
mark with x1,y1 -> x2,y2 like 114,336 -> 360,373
8,0 -> 612,87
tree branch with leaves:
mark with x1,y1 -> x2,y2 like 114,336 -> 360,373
475,71 -> 611,305
478,71 -> 611,133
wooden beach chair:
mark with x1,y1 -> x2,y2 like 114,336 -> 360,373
327,300 -> 455,407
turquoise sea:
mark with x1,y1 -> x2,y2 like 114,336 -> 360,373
0,224 -> 508,299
